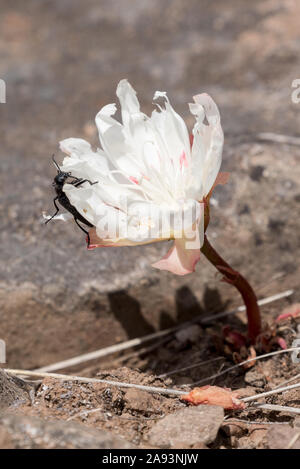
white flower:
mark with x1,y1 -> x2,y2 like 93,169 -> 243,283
57,79 -> 224,275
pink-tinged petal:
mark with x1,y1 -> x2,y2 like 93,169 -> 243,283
207,171 -> 230,200
180,151 -> 188,169
129,176 -> 139,185
152,239 -> 200,276
212,171 -> 230,188
87,228 -> 135,248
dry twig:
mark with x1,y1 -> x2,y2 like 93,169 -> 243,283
247,404 -> 300,416
4,369 -> 186,396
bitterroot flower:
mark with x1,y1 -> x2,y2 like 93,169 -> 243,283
55,79 -> 224,275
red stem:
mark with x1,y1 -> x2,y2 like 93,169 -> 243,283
200,235 -> 261,343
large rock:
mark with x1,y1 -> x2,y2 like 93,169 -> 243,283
146,405 -> 224,447
0,413 -> 133,449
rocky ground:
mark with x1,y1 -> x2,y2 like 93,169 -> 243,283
0,0 -> 300,449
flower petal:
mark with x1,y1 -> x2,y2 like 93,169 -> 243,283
207,171 -> 230,199
63,183 -> 108,227
151,92 -> 191,181
152,238 -> 201,276
60,137 -> 110,183
60,138 -> 93,157
95,100 -> 141,178
117,80 -> 165,179
87,227 -> 163,249
116,79 -> 140,126
187,93 -> 224,199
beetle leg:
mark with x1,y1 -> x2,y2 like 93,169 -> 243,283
73,178 -> 98,187
68,175 -> 83,183
45,197 -> 60,224
74,218 -> 91,246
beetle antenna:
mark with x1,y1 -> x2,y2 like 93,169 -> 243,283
52,154 -> 61,172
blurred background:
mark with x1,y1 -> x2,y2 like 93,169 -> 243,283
0,0 -> 299,370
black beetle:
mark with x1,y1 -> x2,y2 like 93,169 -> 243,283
45,155 -> 97,246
